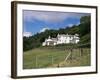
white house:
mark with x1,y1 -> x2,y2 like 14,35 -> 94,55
42,34 -> 80,46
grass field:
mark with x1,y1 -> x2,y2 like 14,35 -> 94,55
23,47 -> 90,69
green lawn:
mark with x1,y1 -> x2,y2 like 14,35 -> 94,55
23,47 -> 90,69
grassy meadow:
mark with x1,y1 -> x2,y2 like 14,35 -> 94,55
23,47 -> 90,69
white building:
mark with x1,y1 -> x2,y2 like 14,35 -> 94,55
42,34 -> 80,46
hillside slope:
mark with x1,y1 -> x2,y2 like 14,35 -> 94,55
23,16 -> 91,51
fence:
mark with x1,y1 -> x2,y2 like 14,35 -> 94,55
23,47 -> 90,69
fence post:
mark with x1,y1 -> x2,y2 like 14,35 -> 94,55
80,48 -> 83,56
57,64 -> 60,68
35,56 -> 38,68
69,48 -> 73,63
80,48 -> 81,56
51,56 -> 54,65
70,48 -> 73,60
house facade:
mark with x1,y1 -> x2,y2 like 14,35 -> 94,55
42,34 -> 80,46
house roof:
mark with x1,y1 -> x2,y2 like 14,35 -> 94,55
57,34 -> 79,38
46,39 -> 53,42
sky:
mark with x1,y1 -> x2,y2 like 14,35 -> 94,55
23,10 -> 90,37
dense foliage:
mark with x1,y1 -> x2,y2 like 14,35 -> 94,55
23,16 -> 91,51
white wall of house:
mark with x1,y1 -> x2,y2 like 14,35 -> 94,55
57,35 -> 71,44
42,34 -> 80,46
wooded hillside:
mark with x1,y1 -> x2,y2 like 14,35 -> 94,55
23,16 -> 91,51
